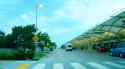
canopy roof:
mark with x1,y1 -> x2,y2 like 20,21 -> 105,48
70,9 -> 125,43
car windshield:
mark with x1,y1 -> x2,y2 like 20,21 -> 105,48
68,45 -> 72,47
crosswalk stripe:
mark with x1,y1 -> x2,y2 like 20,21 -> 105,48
103,62 -> 125,68
118,61 -> 125,64
70,63 -> 86,69
87,62 -> 109,69
33,64 -> 46,69
53,63 -> 64,69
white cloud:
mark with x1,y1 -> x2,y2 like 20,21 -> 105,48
59,0 -> 125,29
51,10 -> 66,21
21,14 -> 29,21
0,0 -> 22,7
54,10 -> 66,17
39,16 -> 49,25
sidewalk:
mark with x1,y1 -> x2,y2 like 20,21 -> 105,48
0,51 -> 49,69
0,60 -> 36,69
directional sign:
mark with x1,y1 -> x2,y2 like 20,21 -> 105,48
33,35 -> 39,42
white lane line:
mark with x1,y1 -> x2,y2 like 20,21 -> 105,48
53,63 -> 64,69
70,63 -> 87,69
33,64 -> 46,69
118,61 -> 125,64
103,62 -> 125,68
87,62 -> 109,69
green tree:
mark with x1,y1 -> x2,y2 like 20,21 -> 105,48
0,30 -> 5,36
4,24 -> 37,49
37,32 -> 51,50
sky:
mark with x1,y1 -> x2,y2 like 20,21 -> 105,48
0,0 -> 125,46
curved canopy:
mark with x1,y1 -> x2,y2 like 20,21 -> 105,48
70,10 -> 125,43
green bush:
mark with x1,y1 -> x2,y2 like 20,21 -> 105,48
14,47 -> 34,60
25,49 -> 34,59
14,47 -> 25,60
0,48 -> 35,60
0,51 -> 16,60
32,52 -> 45,60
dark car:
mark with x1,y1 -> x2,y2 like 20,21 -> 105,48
110,42 -> 125,58
97,46 -> 107,52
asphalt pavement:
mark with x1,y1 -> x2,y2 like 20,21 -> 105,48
1,49 -> 125,69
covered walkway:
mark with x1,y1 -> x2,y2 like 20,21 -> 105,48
70,9 -> 125,50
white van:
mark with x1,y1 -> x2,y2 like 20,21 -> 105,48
66,43 -> 73,51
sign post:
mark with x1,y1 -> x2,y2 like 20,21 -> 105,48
32,35 -> 39,54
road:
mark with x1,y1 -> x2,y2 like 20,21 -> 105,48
29,49 -> 125,69
1,49 -> 125,69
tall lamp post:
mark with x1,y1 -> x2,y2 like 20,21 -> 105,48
33,3 -> 43,54
35,3 -> 43,32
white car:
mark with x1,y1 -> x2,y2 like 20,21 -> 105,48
66,45 -> 73,51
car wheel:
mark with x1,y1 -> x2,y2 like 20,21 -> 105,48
110,52 -> 113,56
120,53 -> 123,58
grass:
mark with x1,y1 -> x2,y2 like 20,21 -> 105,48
32,51 -> 45,60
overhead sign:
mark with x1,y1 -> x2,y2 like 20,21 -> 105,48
33,35 -> 39,42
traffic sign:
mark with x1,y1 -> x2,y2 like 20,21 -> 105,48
46,43 -> 49,46
33,35 -> 39,42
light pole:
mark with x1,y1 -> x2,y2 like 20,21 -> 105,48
35,4 -> 38,30
34,3 -> 43,54
35,3 -> 43,32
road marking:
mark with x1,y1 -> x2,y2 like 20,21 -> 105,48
70,63 -> 86,69
15,64 -> 31,69
103,62 -> 125,68
118,61 -> 125,64
87,62 -> 109,69
33,64 -> 46,69
53,63 -> 64,69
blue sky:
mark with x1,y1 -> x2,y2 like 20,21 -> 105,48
0,0 -> 125,46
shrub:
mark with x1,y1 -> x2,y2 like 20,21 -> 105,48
32,52 -> 45,60
0,51 -> 16,60
25,48 -> 34,59
14,47 -> 35,60
14,47 -> 25,60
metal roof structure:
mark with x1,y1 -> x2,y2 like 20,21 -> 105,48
69,9 -> 125,44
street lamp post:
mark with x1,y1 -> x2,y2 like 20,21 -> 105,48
35,3 -> 43,31
34,3 -> 43,54
35,4 -> 38,30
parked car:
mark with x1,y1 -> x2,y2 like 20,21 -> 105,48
66,43 -> 73,51
110,42 -> 125,58
96,46 -> 107,52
